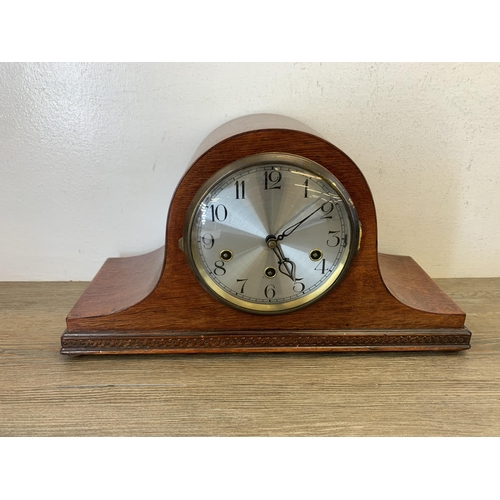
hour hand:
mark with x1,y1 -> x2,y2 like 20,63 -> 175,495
266,236 -> 296,282
278,255 -> 296,282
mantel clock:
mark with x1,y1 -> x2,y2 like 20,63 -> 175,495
61,114 -> 471,354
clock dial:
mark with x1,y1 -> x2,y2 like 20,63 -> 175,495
183,153 -> 360,314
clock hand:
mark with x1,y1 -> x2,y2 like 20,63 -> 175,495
274,247 -> 297,282
266,236 -> 296,282
277,205 -> 323,241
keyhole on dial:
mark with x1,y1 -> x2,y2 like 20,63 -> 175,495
310,249 -> 323,261
220,250 -> 233,261
264,267 -> 277,278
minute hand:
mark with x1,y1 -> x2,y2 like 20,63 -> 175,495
277,205 -> 323,240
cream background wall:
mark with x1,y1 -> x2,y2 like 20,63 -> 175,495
1,62 -> 499,280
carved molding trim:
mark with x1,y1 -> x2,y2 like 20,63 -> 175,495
61,329 -> 471,354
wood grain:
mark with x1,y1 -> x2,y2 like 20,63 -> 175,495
1,280 -> 498,436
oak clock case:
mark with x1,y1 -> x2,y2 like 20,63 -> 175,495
61,114 -> 472,355
181,153 -> 361,315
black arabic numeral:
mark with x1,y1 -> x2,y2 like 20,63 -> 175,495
303,179 -> 309,198
210,204 -> 228,221
265,169 -> 282,190
327,231 -> 340,248
293,278 -> 305,293
214,260 -> 226,276
264,284 -> 276,299
235,180 -> 245,199
314,259 -> 327,274
202,233 -> 215,249
320,201 -> 334,219
236,278 -> 248,293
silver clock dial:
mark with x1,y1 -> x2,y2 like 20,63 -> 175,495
183,153 -> 360,314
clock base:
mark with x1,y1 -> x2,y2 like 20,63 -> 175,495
60,328 -> 471,355
61,247 -> 471,354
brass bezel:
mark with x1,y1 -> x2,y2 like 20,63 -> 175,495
183,153 -> 360,315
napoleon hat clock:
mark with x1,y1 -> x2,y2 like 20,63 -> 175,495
61,114 -> 471,355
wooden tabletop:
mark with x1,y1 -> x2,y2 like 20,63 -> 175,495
1,279 -> 499,436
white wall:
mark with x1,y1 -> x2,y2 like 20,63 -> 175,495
1,62 -> 499,280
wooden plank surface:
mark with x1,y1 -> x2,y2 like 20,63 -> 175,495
1,279 -> 499,436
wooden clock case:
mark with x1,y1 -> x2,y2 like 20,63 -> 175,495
61,114 -> 471,355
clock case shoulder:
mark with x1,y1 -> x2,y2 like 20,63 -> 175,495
61,114 -> 471,354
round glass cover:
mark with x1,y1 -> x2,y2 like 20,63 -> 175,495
183,153 -> 360,314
